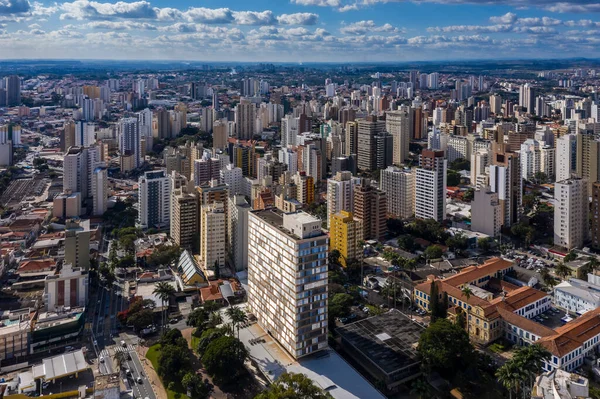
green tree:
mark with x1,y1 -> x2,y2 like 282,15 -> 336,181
461,286 -> 473,302
446,233 -> 469,252
182,372 -> 211,399
147,245 -> 182,268
114,351 -> 129,370
496,344 -> 550,398
201,336 -> 249,386
127,309 -> 154,332
410,378 -> 433,399
226,306 -> 248,340
158,344 -> 193,384
424,245 -> 443,261
450,158 -> 470,171
478,237 -> 492,253
153,281 -> 176,331
329,293 -> 354,324
328,249 -> 341,266
196,327 -> 228,355
463,188 -> 474,202
563,250 -> 578,263
555,262 -> 571,280
417,319 -> 476,377
447,170 -> 461,186
397,235 -> 417,252
540,268 -> 558,290
255,372 -> 333,399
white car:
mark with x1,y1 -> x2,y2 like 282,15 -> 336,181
121,340 -> 126,347
99,356 -> 105,363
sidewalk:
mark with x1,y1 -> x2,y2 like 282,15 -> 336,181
138,344 -> 167,399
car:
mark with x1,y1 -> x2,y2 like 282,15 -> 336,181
339,317 -> 348,324
541,314 -> 549,320
127,353 -> 132,360
125,369 -> 132,376
137,377 -> 143,384
169,319 -> 178,324
362,307 -> 370,313
99,356 -> 105,363
121,340 -> 126,348
348,314 -> 357,320
65,346 -> 74,351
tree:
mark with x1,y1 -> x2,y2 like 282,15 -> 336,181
182,372 -> 211,399
555,262 -> 571,280
128,309 -> 154,331
201,336 -> 249,386
461,286 -> 473,302
417,319 -> 476,377
187,307 -> 209,329
450,158 -> 470,171
158,343 -> 193,384
540,268 -> 557,290
496,344 -> 550,398
429,281 -> 447,322
410,378 -> 433,399
196,327 -> 228,355
446,234 -> 469,253
213,260 -> 221,280
147,245 -> 182,268
447,170 -> 461,186
563,250 -> 578,263
226,306 -> 248,340
496,360 -> 524,399
463,188 -> 475,202
160,328 -> 186,347
114,351 -> 129,370
478,237 -> 492,253
397,235 -> 417,252
255,372 -> 333,399
424,245 -> 443,262
328,249 -> 341,266
153,281 -> 175,331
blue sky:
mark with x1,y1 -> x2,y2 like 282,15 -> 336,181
1,0 -> 600,61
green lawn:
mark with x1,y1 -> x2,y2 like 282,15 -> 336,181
146,344 -> 190,399
191,335 -> 199,353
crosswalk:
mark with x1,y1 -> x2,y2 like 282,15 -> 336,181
113,344 -> 137,353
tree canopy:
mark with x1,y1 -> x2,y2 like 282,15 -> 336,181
254,372 -> 333,399
201,335 -> 249,386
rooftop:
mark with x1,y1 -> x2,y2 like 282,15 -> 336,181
336,309 -> 423,376
251,208 -> 325,240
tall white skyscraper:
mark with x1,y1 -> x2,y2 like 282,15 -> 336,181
415,150 -> 447,222
248,210 -> 328,359
92,166 -> 108,216
138,170 -> 171,229
386,107 -> 412,165
554,178 -> 588,250
326,171 -> 360,228
119,117 -> 141,168
427,72 -> 439,90
380,166 -> 415,219
75,121 -> 95,147
137,108 -> 153,152
519,83 -> 535,114
200,202 -> 226,273
63,147 -> 88,198
556,134 -> 577,182
220,163 -> 243,195
235,97 -> 256,140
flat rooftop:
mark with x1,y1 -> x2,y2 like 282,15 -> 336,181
251,208 -> 325,240
336,309 -> 424,376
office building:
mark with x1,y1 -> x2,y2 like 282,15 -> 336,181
156,109 -> 172,139
91,166 -> 108,216
235,97 -> 256,140
63,147 -> 88,199
415,150 -> 447,222
344,121 -> 358,157
5,75 -> 20,106
44,263 -> 88,312
228,195 -> 251,272
171,191 -> 198,251
119,117 -> 141,168
326,171 -> 360,228
471,187 -> 501,237
248,210 -> 328,359
220,163 -> 243,195
357,116 -> 386,171
64,219 -> 91,271
380,166 -> 415,219
489,147 -> 522,228
200,202 -> 226,276
329,211 -> 363,267
138,170 -> 171,229
353,179 -> 387,241
554,177 -> 588,250
386,108 -> 412,165
556,134 -> 577,183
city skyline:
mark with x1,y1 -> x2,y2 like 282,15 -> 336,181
1,0 -> 600,61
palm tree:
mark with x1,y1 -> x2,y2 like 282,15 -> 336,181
208,311 -> 223,328
226,307 -> 248,339
587,257 -> 600,274
496,361 -> 526,399
555,262 -> 571,280
153,281 -> 175,332
114,351 -> 129,370
518,345 -> 551,394
461,286 -> 473,302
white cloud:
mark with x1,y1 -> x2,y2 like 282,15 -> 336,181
290,0 -> 341,6
232,10 -> 275,25
427,24 -> 512,33
182,7 -> 233,24
340,20 -> 401,35
489,12 -> 517,24
513,26 -> 557,34
60,0 -> 157,20
516,16 -> 562,26
276,13 -> 318,25
84,20 -> 157,30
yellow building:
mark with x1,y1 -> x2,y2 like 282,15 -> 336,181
329,211 -> 363,267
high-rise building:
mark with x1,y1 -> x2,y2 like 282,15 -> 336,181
138,170 -> 171,229
75,120 -> 95,147
200,107 -> 213,133
235,97 -> 256,140
171,191 -> 198,251
91,166 -> 108,216
201,202 -> 226,276
119,117 -> 141,168
193,153 -> 221,187
61,122 -> 76,152
44,263 -> 88,312
63,147 -> 88,199
519,83 -> 535,114
447,135 -> 469,163
357,116 -> 386,171
427,72 -> 439,90
353,179 -> 387,241
64,219 -> 91,271
386,108 -> 412,165
329,211 -> 363,267
220,163 -> 243,196
591,183 -> 600,249
326,171 -> 360,228
292,172 -> 315,205
228,195 -> 251,272
156,109 -> 172,139
380,166 -> 415,219
576,128 -> 600,196
344,120 -> 358,157
0,124 -> 21,145
247,210 -> 328,359
489,147 -> 522,228
471,187 -> 501,237
415,150 -> 447,222
554,178 -> 588,250
5,75 -> 20,107
213,119 -> 228,150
